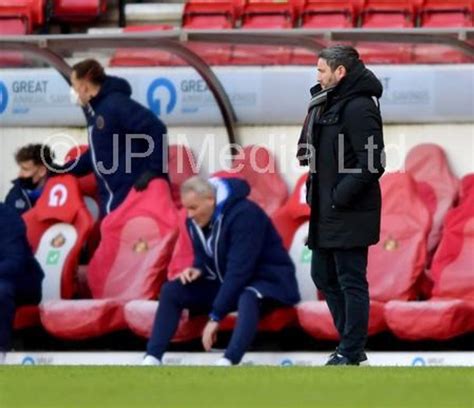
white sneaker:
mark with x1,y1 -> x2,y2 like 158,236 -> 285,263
0,352 -> 5,365
214,357 -> 232,366
141,355 -> 162,366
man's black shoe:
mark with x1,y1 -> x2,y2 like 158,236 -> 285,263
325,351 -> 369,366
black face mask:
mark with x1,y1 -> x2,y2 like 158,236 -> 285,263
19,177 -> 39,191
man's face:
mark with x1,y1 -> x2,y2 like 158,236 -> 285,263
317,58 -> 346,90
182,191 -> 216,228
18,160 -> 47,185
70,71 -> 90,107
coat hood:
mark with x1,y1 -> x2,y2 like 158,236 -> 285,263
209,177 -> 251,220
310,61 -> 383,101
90,76 -> 132,108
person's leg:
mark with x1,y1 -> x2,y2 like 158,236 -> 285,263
146,279 -> 219,361
333,247 -> 369,362
0,280 -> 16,354
311,248 -> 345,337
224,289 -> 261,365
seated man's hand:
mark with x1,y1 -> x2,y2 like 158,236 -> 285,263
202,320 -> 219,352
178,267 -> 202,285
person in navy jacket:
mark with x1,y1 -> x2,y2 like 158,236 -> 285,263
0,203 -> 44,364
142,176 -> 300,366
5,144 -> 54,215
58,59 -> 168,216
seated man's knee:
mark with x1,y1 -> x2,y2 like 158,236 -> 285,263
238,289 -> 260,309
159,280 -> 184,303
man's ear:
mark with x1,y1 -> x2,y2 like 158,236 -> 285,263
336,65 -> 347,81
38,166 -> 48,178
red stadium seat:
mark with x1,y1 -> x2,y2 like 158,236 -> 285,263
40,179 -> 179,340
241,0 -> 296,29
124,300 -> 297,342
420,0 -> 473,27
183,1 -> 236,29
0,18 -> 28,35
362,0 -> 415,27
231,1 -> 295,65
301,0 -> 356,28
166,208 -> 195,280
109,25 -> 177,67
214,145 -> 289,217
271,173 -> 314,301
358,1 -> 415,64
53,0 -> 106,23
168,144 -> 199,209
297,172 -> 431,340
385,192 -> 474,340
15,176 -> 94,330
459,174 -> 474,204
413,1 -> 473,63
405,144 -> 459,256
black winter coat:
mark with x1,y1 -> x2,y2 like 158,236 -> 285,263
306,62 -> 385,249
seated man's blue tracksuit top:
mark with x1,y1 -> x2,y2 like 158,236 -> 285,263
0,203 -> 44,351
146,178 -> 300,364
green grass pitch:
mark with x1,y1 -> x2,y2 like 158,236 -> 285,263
0,366 -> 473,408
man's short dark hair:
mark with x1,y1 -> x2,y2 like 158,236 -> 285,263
319,45 -> 360,72
72,59 -> 106,85
15,144 -> 54,167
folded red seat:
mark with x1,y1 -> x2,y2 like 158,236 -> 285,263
297,172 -> 431,340
40,180 -> 179,340
385,191 -> 474,340
405,144 -> 459,255
214,145 -> 289,217
15,176 -> 94,329
52,0 -> 106,22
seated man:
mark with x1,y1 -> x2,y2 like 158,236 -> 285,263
142,176 -> 300,366
5,144 -> 54,215
0,203 -> 44,364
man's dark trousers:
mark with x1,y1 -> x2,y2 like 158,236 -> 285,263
311,247 -> 369,361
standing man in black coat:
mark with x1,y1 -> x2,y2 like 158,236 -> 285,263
297,45 -> 385,365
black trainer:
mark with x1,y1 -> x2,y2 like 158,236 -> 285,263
325,351 -> 369,366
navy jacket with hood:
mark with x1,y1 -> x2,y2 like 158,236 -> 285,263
66,76 -> 168,215
0,203 -> 44,291
187,178 -> 300,320
4,179 -> 37,215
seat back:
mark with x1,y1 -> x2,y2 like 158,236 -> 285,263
420,0 -> 473,27
183,1 -> 236,28
361,0 -> 415,27
272,172 -> 310,249
168,144 -> 199,208
405,143 -> 459,253
53,0 -> 106,22
228,145 -> 289,216
271,173 -> 314,301
87,179 -> 179,301
431,196 -> 474,300
109,25 -> 176,67
459,174 -> 474,204
301,0 -> 355,28
241,0 -> 296,29
22,176 -> 94,300
367,172 -> 431,302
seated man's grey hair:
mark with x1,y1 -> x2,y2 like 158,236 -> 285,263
180,176 -> 216,198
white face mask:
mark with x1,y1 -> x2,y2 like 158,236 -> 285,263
69,87 -> 81,106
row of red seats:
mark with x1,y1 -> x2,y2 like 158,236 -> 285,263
14,143 -> 472,344
0,0 -> 106,35
182,0 -> 473,30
